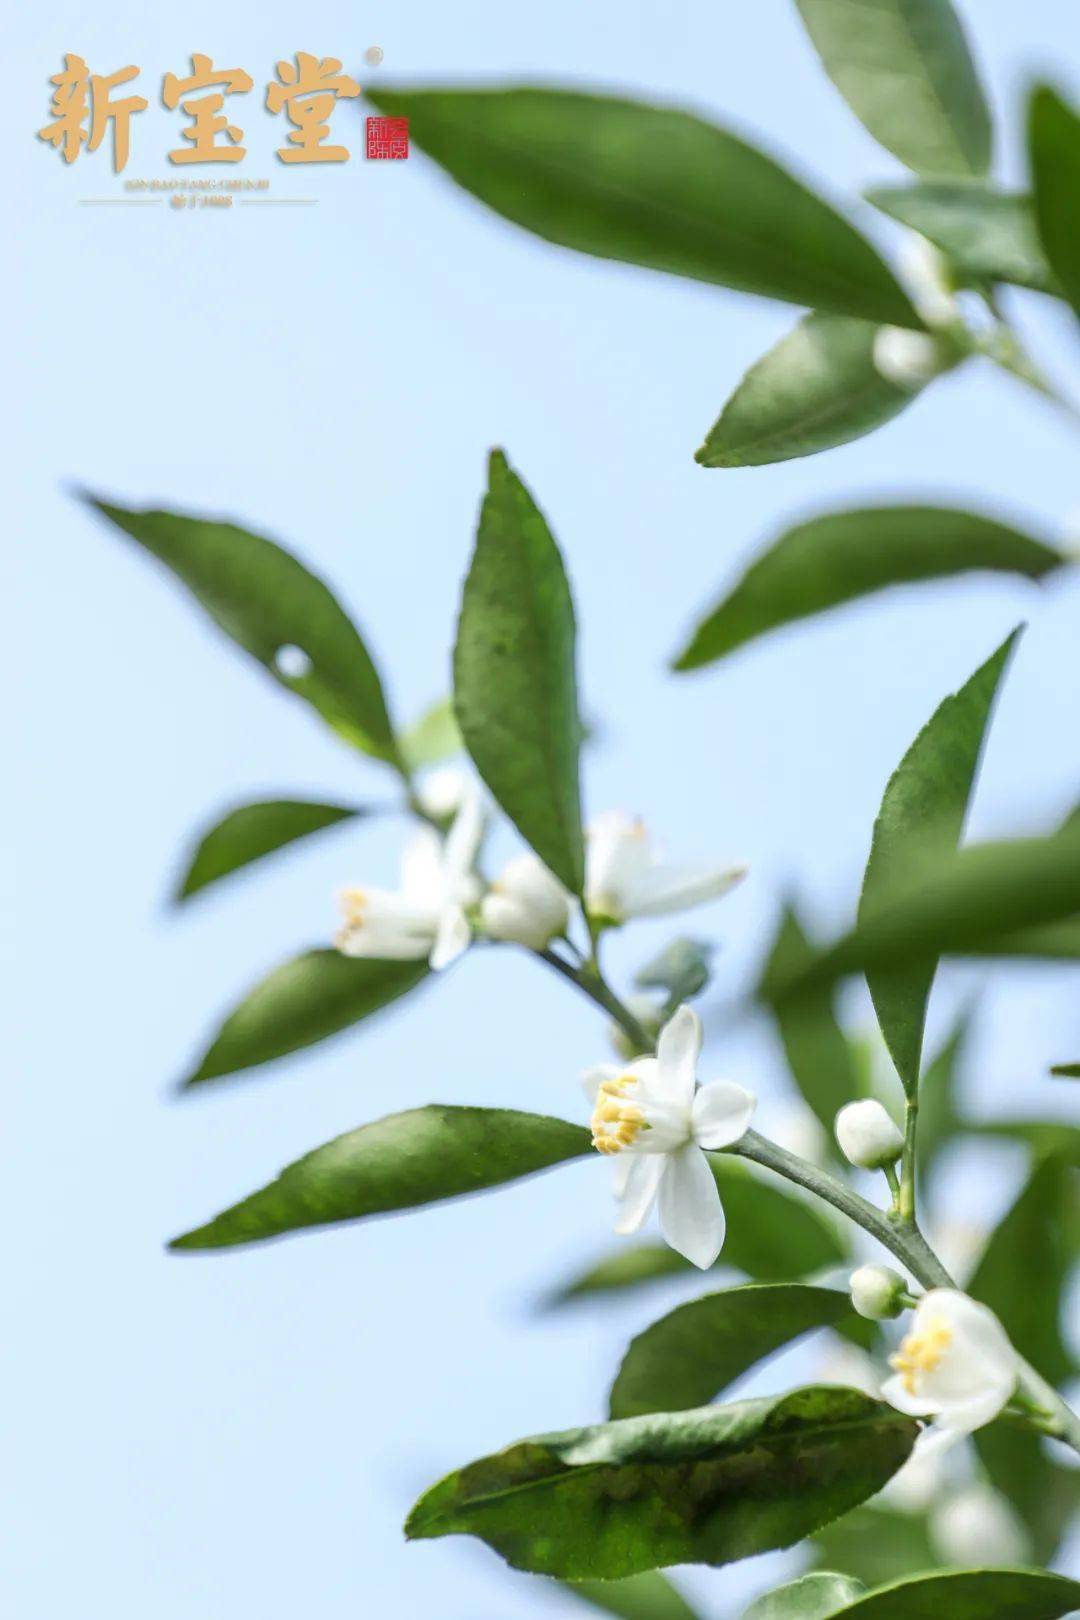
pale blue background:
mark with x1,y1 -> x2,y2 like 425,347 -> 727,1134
9,4 -> 1079,1617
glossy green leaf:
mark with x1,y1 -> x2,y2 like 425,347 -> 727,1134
405,1385 -> 917,1577
812,1505 -> 942,1588
744,1572 -> 866,1620
610,1283 -> 851,1418
812,1570 -> 1080,1619
175,799 -> 364,901
454,451 -> 584,893
675,512 -> 1056,671
635,938 -> 714,1012
1029,86 -> 1080,316
695,315 -> 927,471
794,0 -> 991,178
400,697 -> 463,770
866,183 -> 1057,295
859,631 -> 1020,1090
183,952 -> 428,1087
368,88 -> 918,325
561,1571 -> 703,1620
171,1107 -> 590,1250
85,497 -> 400,763
765,906 -> 864,1151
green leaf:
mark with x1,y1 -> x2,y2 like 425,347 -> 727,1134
866,183 -> 1058,295
675,512 -> 1057,671
1051,1062 -> 1080,1078
809,1570 -> 1080,1620
635,938 -> 714,1012
915,1013 -> 970,1171
183,952 -> 428,1087
744,1572 -> 866,1620
858,630 -> 1020,1090
812,1505 -> 942,1588
609,1283 -> 851,1419
85,497 -> 399,763
1029,86 -> 1080,317
964,1119 -> 1080,1167
794,0 -> 991,178
399,697 -> 463,770
543,1243 -> 692,1307
764,906 -> 865,1150
405,1385 -> 917,1578
695,315 -> 929,471
171,1106 -> 590,1250
969,1155 -> 1077,1388
973,1425 -> 1080,1567
454,451 -> 584,893
561,1571 -> 703,1620
175,799 -> 365,901
367,88 -> 918,326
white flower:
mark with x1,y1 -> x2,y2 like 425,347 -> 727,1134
835,1099 -> 904,1170
585,811 -> 746,926
480,852 -> 570,949
415,766 -> 470,821
881,1289 -> 1020,1454
336,789 -> 483,971
872,326 -> 952,390
931,1482 -> 1030,1565
850,1264 -> 909,1321
584,1005 -> 755,1269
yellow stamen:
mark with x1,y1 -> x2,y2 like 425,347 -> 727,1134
340,886 -> 366,925
590,1074 -> 646,1155
889,1315 -> 954,1395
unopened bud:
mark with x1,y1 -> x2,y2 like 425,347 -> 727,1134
835,1099 -> 904,1170
872,326 -> 953,390
479,853 -> 570,950
849,1264 -> 909,1321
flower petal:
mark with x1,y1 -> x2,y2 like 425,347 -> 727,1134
614,1153 -> 666,1235
658,1144 -> 725,1269
881,1372 -> 939,1418
619,860 -> 746,919
585,811 -> 651,917
429,905 -> 470,971
442,785 -> 485,896
654,1004 -> 702,1108
400,829 -> 445,903
692,1079 -> 756,1149
582,1063 -> 622,1106
336,923 -> 432,961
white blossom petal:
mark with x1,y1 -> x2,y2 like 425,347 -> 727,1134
691,1079 -> 756,1149
336,924 -> 432,961
585,811 -> 651,917
654,1005 -> 702,1108
582,1064 -> 622,1106
658,1144 -> 725,1268
400,829 -> 445,903
614,1154 -> 666,1234
429,905 -> 471,970
881,1372 -> 940,1418
619,861 -> 746,919
442,785 -> 485,896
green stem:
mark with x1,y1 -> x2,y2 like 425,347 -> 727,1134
898,1098 -> 918,1227
535,947 -> 651,1052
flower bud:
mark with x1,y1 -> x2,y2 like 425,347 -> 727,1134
849,1264 -> 909,1321
480,853 -> 570,950
416,766 -> 469,821
872,326 -> 953,390
835,1099 -> 904,1170
899,235 -> 960,329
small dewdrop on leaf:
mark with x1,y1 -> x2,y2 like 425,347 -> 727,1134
881,1288 -> 1020,1454
584,810 -> 745,928
835,1099 -> 904,1170
849,1264 -> 910,1321
872,326 -> 953,390
479,852 -> 570,950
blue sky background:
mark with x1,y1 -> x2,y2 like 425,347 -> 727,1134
9,4 -> 1079,1617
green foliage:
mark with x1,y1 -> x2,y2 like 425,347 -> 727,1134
811,1504 -> 942,1588
86,497 -> 400,764
764,906 -> 859,1155
609,1283 -> 851,1418
561,1570 -> 704,1620
858,631 -> 1020,1090
171,1107 -> 590,1250
1051,1062 -> 1080,1078
182,952 -> 427,1086
454,450 -> 585,892
794,0 -> 991,178
399,696 -> 463,769
1029,86 -> 1080,317
915,1013 -> 970,1171
744,1572 -> 865,1620
803,1570 -> 1080,1619
174,799 -> 364,901
635,938 -> 714,1013
367,88 -> 919,325
674,512 -> 1058,670
694,315 -> 925,471
405,1385 -> 917,1577
866,183 -> 1057,295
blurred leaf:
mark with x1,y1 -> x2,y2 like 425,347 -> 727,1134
368,87 -> 919,325
1029,86 -> 1080,316
858,630 -> 1020,1091
744,1572 -> 866,1620
974,1424 -> 1080,1566
812,1504 -> 942,1588
635,938 -> 714,1012
86,497 -> 400,764
175,799 -> 365,902
399,697 -> 463,769
560,1570 -> 703,1620
806,1571 -> 1080,1619
405,1386 -> 916,1577
675,513 -> 1054,670
964,1119 -> 1080,1167
916,1014 -> 971,1172
969,1155 -> 1078,1386
543,1243 -> 691,1307
183,952 -> 428,1087
454,450 -> 584,893
794,0 -> 991,177
609,1283 -> 851,1418
694,314 -> 925,471
1051,1062 -> 1080,1077
866,183 -> 1057,294
171,1107 -> 590,1250
765,906 -> 870,1153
